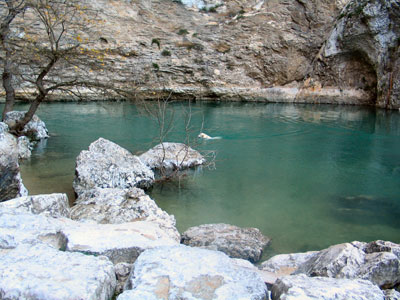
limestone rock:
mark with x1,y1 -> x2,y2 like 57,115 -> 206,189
115,262 -> 133,295
0,209 -> 67,250
181,223 -> 270,262
0,243 -> 116,300
64,220 -> 179,264
4,111 -> 49,141
17,136 -> 31,159
70,187 -> 179,241
1,208 -> 178,265
73,138 -> 154,196
271,274 -> 385,300
383,289 -> 400,300
139,142 -> 205,171
295,240 -> 400,288
259,251 -> 319,276
0,123 -> 27,202
0,193 -> 70,218
119,245 -> 269,300
310,0 -> 400,109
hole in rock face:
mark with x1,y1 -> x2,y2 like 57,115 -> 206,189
38,232 -> 68,251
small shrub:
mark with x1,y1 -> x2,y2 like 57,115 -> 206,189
151,38 -> 161,49
177,29 -> 189,35
200,4 -> 223,13
152,63 -> 160,71
161,49 -> 171,56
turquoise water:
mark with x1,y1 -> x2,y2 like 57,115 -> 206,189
7,102 -> 400,259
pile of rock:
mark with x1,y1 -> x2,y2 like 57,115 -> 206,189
0,111 -> 49,202
260,240 -> 400,299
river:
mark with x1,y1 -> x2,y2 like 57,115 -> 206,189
7,101 -> 400,259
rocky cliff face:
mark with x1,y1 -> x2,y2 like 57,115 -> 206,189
3,0 -> 399,108
306,0 -> 400,109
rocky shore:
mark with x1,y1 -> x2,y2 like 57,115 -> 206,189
0,114 -> 399,299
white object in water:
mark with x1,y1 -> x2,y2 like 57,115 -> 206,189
198,132 -> 221,140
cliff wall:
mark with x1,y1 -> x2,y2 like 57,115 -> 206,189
1,0 -> 399,108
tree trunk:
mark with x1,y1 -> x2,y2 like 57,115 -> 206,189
1,50 -> 16,121
11,93 -> 45,134
10,56 -> 57,134
1,1 -> 24,121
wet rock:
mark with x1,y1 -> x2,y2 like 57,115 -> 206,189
0,243 -> 116,300
271,274 -> 385,300
119,245 -> 269,300
4,111 -> 49,141
71,187 -> 179,241
0,123 -> 27,202
64,220 -> 179,264
295,240 -> 400,288
73,138 -> 154,196
0,193 -> 70,218
259,251 -> 319,276
17,136 -> 31,159
139,142 -> 205,171
181,223 -> 270,263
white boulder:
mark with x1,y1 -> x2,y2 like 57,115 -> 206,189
271,274 -> 385,300
64,220 -> 179,264
70,187 -> 179,241
0,193 -> 70,218
4,111 -> 49,141
118,245 -> 269,300
0,243 -> 116,300
139,142 -> 205,171
73,138 -> 154,196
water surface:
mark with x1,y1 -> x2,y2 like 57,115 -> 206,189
9,102 -> 400,259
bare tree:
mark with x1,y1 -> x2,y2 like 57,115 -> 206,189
0,0 -> 26,120
8,0 -> 102,133
139,91 -> 216,186
0,0 -> 113,134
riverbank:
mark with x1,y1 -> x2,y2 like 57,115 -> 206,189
0,85 -> 374,106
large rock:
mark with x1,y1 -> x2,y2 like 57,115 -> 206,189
271,274 -> 385,300
308,0 -> 400,109
64,220 -> 179,264
384,289 -> 400,300
0,193 -> 70,218
259,251 -> 319,276
0,122 -> 27,202
294,240 -> 400,288
0,243 -> 116,300
139,142 -> 205,171
118,245 -> 269,300
0,209 -> 67,250
0,208 -> 178,264
73,138 -> 154,196
4,111 -> 49,141
181,223 -> 270,263
17,135 -> 31,159
70,187 -> 179,241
